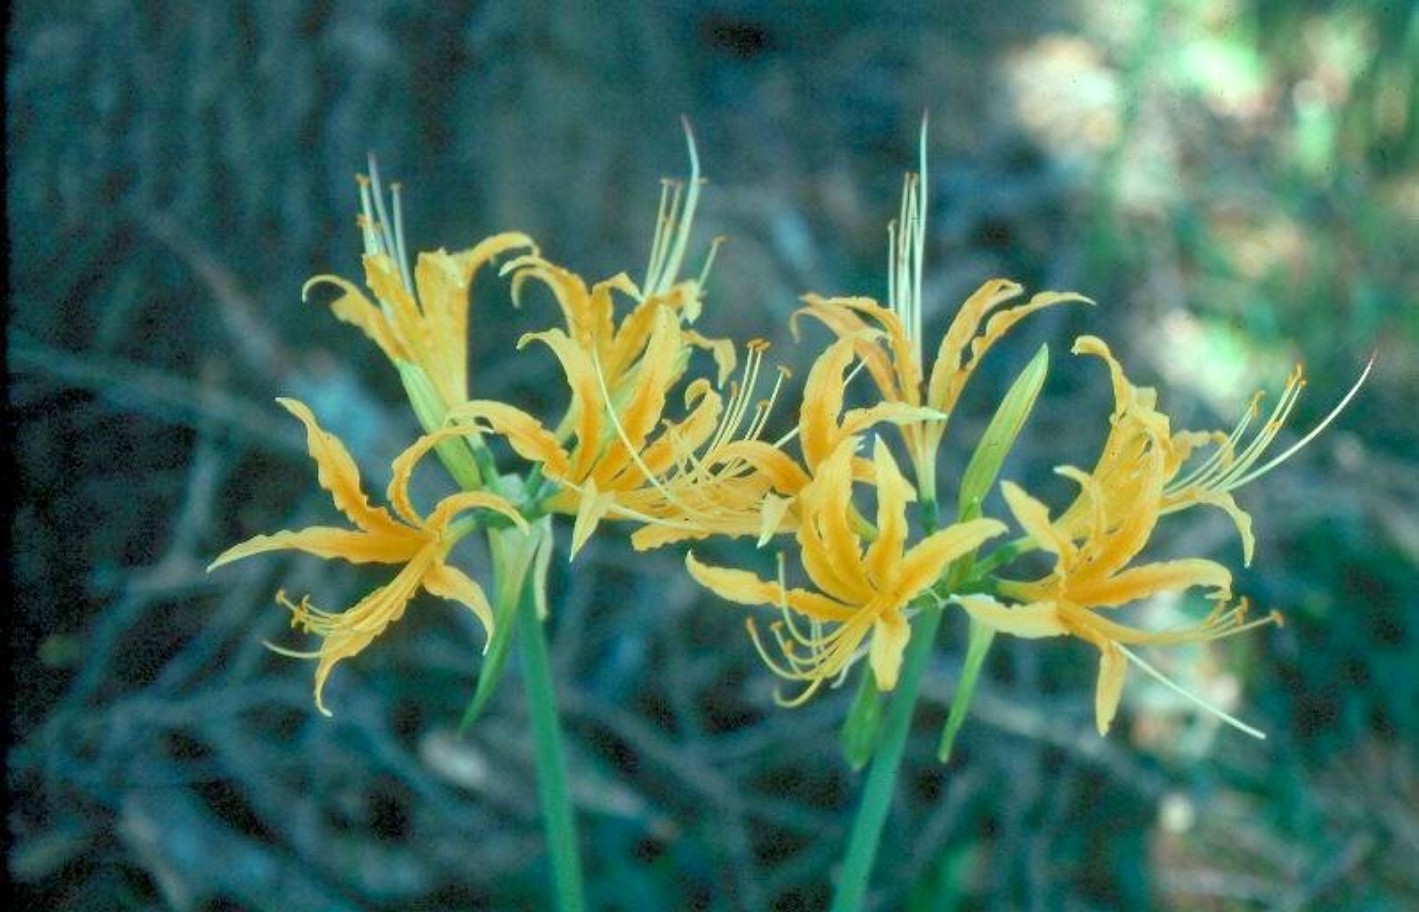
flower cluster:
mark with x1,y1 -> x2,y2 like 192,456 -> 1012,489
212,126 -> 1366,739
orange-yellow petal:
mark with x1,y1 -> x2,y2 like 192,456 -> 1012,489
1094,641 -> 1127,735
594,306 -> 681,485
386,424 -> 485,527
796,438 -> 874,604
308,553 -> 429,715
956,595 -> 1068,638
301,274 -> 406,364
1071,558 -> 1231,608
893,517 -> 1007,601
570,478 -> 613,558
798,338 -> 857,469
519,328 -> 605,480
1001,481 -> 1075,561
684,552 -> 855,622
449,400 -> 572,480
864,439 -> 913,588
276,398 -> 406,537
422,561 -> 495,638
869,611 -> 911,690
209,526 -> 421,569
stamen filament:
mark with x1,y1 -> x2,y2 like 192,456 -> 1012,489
1116,643 -> 1266,739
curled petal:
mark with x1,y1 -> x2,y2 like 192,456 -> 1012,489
797,438 -> 874,604
519,329 -> 605,480
798,338 -> 857,469
422,561 -> 495,639
301,274 -> 406,364
864,439 -> 914,588
208,526 -> 421,569
1170,488 -> 1256,567
570,478 -> 613,558
1071,558 -> 1231,609
594,306 -> 682,485
894,517 -> 1007,600
794,295 -> 905,402
869,611 -> 911,690
685,552 -> 855,622
956,595 -> 1067,639
387,424 -> 486,527
1094,641 -> 1127,736
426,490 -> 528,536
682,329 -> 738,387
276,398 -> 406,536
307,554 -> 429,715
450,400 -> 571,480
1002,481 -> 1074,561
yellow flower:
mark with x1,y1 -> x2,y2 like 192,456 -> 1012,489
302,161 -> 536,410
795,124 -> 1086,498
959,338 -> 1287,735
453,332 -> 797,553
439,131 -> 802,552
1057,335 -> 1373,565
208,398 -> 526,715
687,436 -> 1005,702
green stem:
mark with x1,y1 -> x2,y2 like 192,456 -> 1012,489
829,604 -> 944,912
516,580 -> 587,912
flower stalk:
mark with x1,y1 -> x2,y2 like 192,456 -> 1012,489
515,571 -> 588,912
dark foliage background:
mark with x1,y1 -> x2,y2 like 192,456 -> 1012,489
9,2 -> 1417,909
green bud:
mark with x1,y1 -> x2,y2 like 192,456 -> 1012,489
956,344 -> 1049,522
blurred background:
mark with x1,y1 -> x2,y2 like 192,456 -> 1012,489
9,1 -> 1417,909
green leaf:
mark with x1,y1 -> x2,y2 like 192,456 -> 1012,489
396,361 -> 483,491
937,618 -> 995,762
956,344 -> 1049,522
840,666 -> 884,771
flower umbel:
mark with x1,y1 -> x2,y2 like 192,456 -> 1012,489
209,398 -> 526,714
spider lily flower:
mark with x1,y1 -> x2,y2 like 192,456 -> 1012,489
958,342 -> 1281,735
437,130 -> 796,553
795,123 -> 1086,500
958,475 -> 1277,737
1159,349 -> 1373,563
497,124 -> 736,397
687,436 -> 1006,703
301,158 -> 536,412
208,398 -> 526,715
452,332 -> 799,553
1056,336 -> 1373,566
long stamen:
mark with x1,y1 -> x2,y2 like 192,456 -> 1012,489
640,121 -> 705,297
1170,355 -> 1371,498
389,181 -> 415,295
1227,356 -> 1371,488
697,235 -> 726,291
366,154 -> 400,263
590,347 -> 700,516
660,119 -> 702,295
356,177 -> 381,258
1115,643 -> 1267,739
771,357 -> 870,449
886,118 -> 929,372
1166,394 -> 1260,493
643,179 -> 678,293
